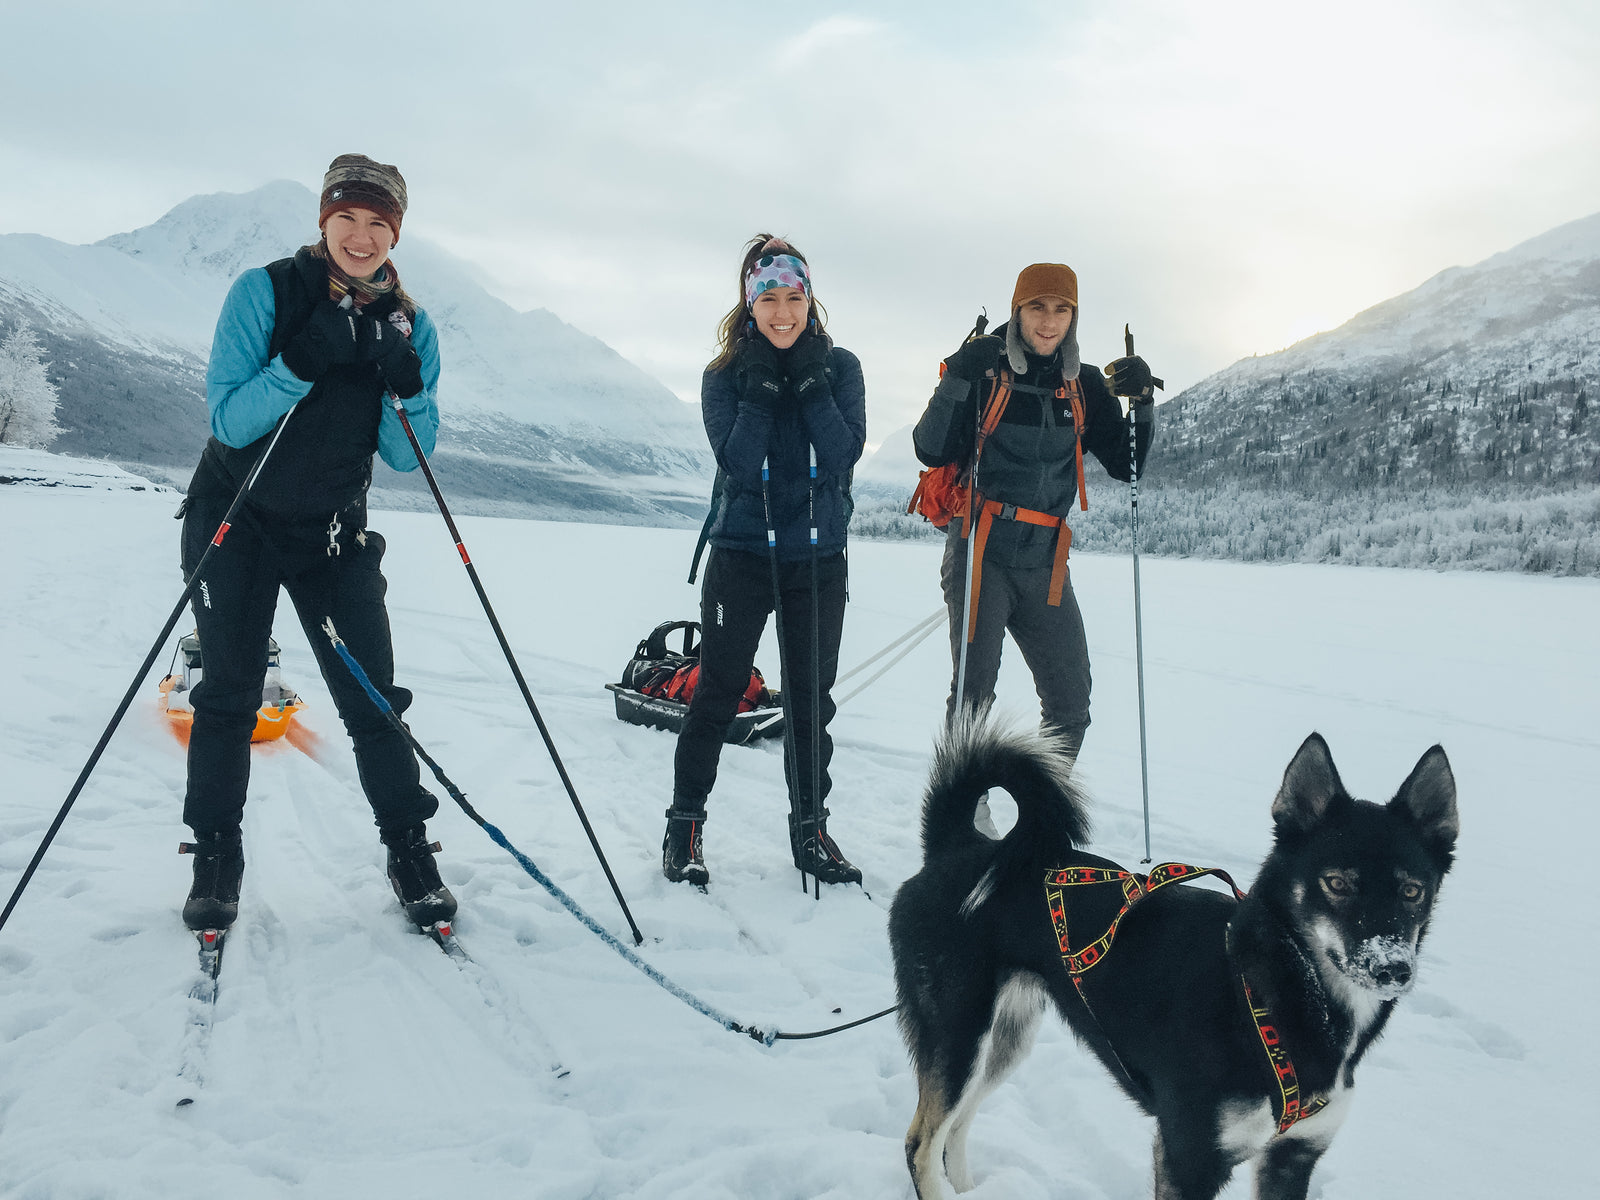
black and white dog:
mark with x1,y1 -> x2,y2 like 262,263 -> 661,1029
889,714 -> 1458,1199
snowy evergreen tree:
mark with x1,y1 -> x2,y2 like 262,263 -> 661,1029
0,322 -> 62,448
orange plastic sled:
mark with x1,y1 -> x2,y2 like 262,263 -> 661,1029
158,632 -> 304,747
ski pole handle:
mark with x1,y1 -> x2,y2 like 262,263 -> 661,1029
1123,324 -> 1165,392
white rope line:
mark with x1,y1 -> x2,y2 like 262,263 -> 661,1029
751,609 -> 947,730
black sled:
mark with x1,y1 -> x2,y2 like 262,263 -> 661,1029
607,620 -> 783,746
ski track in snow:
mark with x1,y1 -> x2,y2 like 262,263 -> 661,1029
1,476 -> 1596,1198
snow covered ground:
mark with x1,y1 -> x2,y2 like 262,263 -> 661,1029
1,449 -> 1594,1199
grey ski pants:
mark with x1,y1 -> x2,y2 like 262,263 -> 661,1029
939,532 -> 1091,749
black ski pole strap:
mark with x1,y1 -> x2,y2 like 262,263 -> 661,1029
688,468 -> 727,584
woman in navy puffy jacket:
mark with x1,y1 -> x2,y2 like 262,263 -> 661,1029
663,234 -> 867,888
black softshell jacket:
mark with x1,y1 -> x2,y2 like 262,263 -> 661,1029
913,330 -> 1151,569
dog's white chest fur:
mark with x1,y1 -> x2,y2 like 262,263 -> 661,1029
1216,1079 -> 1351,1161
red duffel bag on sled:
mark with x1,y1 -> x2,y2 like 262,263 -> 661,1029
606,620 -> 784,745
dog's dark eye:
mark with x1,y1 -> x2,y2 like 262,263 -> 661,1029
1400,882 -> 1424,903
1321,873 -> 1352,896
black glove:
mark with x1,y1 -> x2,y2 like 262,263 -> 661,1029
739,337 -> 784,414
280,300 -> 361,382
943,334 -> 1005,382
1106,355 -> 1154,399
360,315 -> 425,400
787,333 -> 832,404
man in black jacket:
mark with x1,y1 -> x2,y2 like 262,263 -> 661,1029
913,262 -> 1155,765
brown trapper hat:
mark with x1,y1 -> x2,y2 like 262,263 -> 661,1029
319,153 -> 408,244
1011,262 -> 1078,311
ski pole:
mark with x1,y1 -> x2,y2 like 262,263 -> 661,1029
387,399 -> 642,946
951,313 -> 990,725
0,400 -> 303,936
808,445 -> 822,902
1124,325 -> 1155,863
760,456 -> 811,895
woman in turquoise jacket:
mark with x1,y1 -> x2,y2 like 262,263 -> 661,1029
177,154 -> 452,934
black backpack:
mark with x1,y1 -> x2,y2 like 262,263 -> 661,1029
619,620 -> 771,711
620,621 -> 701,694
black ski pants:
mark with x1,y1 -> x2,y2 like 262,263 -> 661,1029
939,531 -> 1091,750
180,497 -> 437,837
674,547 -> 847,812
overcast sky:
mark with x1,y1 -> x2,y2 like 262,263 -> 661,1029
2,0 -> 1596,438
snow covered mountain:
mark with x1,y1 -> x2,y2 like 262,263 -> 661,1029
1158,211 -> 1600,492
0,182 -> 713,523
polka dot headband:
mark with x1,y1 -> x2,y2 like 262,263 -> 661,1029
744,252 -> 812,307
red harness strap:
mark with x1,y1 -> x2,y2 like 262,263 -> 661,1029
1240,977 -> 1331,1132
1043,862 -> 1327,1135
1044,862 -> 1245,976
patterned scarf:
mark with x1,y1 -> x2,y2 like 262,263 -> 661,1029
312,240 -> 402,311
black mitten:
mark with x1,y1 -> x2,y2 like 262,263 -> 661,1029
787,333 -> 832,404
740,337 -> 784,414
280,300 -> 361,382
1106,355 -> 1155,399
361,315 -> 425,400
943,334 -> 1005,382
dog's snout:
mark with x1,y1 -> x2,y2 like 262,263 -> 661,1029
1350,936 -> 1418,997
1372,960 -> 1411,989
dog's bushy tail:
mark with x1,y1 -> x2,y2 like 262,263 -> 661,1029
921,708 -> 1092,863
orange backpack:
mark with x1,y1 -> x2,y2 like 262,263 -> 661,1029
906,367 -> 1011,528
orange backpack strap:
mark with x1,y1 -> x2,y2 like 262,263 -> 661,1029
1048,523 -> 1073,607
960,370 -> 1085,634
960,373 -> 1013,538
1059,378 -> 1087,512
977,373 -> 1012,456
956,372 -> 1017,640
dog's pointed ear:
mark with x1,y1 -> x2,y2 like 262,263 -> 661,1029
1272,733 -> 1346,833
1389,744 -> 1459,859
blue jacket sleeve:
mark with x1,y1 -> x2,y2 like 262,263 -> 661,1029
376,307 -> 441,470
204,269 -> 313,448
703,364 -> 775,490
801,347 -> 866,478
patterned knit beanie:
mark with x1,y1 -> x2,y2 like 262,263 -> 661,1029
319,154 -> 408,245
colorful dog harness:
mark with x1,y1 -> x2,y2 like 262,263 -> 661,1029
1043,862 -> 1329,1134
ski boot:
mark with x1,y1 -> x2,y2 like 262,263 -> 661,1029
662,802 -> 709,887
788,807 -> 862,886
180,829 -> 244,931
382,825 -> 458,927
